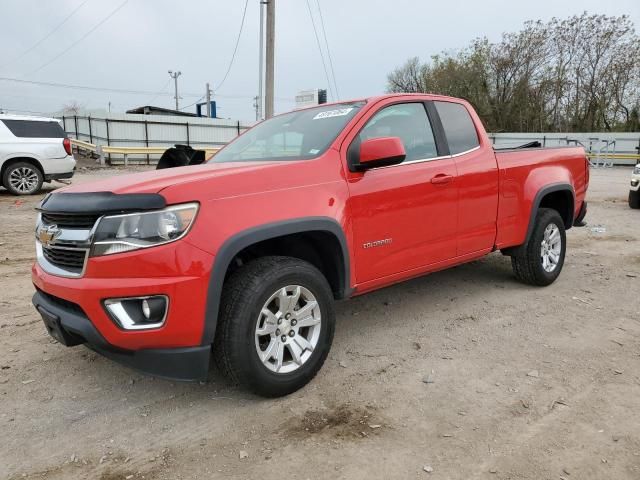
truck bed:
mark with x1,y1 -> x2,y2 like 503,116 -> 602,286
493,145 -> 589,250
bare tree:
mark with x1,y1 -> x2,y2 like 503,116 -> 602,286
61,101 -> 82,116
386,13 -> 640,133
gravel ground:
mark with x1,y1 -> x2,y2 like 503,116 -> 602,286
1,164 -> 639,480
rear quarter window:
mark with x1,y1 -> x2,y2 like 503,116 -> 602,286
434,101 -> 479,155
1,120 -> 66,138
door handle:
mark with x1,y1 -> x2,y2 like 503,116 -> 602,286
430,174 -> 453,185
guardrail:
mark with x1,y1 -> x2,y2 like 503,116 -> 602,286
70,139 -> 220,165
585,153 -> 640,160
585,152 -> 640,168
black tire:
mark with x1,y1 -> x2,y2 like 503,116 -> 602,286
629,190 -> 640,209
213,256 -> 335,397
511,208 -> 566,286
2,161 -> 43,195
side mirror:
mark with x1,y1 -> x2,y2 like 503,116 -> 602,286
354,137 -> 406,171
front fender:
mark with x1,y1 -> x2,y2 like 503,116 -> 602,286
200,217 -> 350,346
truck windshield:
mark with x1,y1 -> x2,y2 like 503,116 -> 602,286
211,102 -> 364,163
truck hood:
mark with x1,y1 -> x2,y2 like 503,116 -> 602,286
59,161 -> 285,195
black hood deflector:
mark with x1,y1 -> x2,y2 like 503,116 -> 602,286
38,192 -> 166,214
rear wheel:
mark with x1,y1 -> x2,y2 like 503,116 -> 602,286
511,208 -> 566,286
2,161 -> 43,195
213,256 -> 335,397
629,190 -> 640,209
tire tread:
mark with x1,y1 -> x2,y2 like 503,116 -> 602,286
213,255 -> 334,397
511,208 -> 565,286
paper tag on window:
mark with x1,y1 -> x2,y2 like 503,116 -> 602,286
313,108 -> 353,120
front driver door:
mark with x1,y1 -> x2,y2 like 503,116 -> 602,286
346,101 -> 458,284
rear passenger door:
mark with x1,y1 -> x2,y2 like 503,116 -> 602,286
434,101 -> 499,256
346,101 -> 459,284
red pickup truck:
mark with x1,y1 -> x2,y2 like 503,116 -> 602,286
32,94 -> 589,397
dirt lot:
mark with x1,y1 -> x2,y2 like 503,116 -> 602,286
1,165 -> 639,480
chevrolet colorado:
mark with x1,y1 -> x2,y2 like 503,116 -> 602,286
31,94 -> 589,397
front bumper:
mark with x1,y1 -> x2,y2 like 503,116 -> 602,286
33,290 -> 210,381
31,239 -> 215,380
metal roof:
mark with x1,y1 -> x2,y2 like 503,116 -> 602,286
125,105 -> 198,117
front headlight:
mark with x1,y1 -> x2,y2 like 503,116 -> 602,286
634,164 -> 640,175
91,203 -> 199,256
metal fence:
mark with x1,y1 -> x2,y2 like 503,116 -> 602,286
61,113 -> 640,167
61,112 -> 253,162
489,132 -> 640,166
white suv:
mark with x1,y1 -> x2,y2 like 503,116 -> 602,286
630,163 -> 640,209
0,114 -> 76,195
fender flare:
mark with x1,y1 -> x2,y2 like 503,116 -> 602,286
201,217 -> 350,345
524,183 -> 575,243
1,155 -> 45,176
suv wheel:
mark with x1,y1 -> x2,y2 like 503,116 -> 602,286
629,190 -> 640,209
214,256 -> 335,397
3,162 -> 43,195
511,208 -> 566,286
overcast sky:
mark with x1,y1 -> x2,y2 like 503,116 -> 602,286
0,0 -> 638,121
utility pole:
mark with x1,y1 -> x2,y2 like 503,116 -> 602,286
257,0 -> 266,120
168,70 -> 182,110
205,82 -> 212,118
264,0 -> 275,118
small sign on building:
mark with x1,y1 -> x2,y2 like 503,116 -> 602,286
295,89 -> 327,109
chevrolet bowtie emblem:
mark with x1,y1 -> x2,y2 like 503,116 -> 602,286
38,224 -> 61,247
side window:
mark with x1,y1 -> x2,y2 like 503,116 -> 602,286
359,103 -> 437,162
1,120 -> 66,138
434,101 -> 479,155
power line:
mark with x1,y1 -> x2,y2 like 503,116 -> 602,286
0,75 -> 295,101
215,0 -> 249,92
304,0 -> 333,100
0,106 -> 52,116
1,0 -> 92,70
0,75 -> 194,97
25,0 -> 129,76
315,0 -> 339,99
179,96 -> 204,111
146,78 -> 172,105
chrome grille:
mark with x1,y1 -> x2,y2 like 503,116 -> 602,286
41,246 -> 86,273
41,212 -> 101,229
36,213 -> 96,278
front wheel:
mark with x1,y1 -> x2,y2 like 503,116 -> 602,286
511,208 -> 566,286
214,256 -> 335,397
629,190 -> 640,209
2,161 -> 43,195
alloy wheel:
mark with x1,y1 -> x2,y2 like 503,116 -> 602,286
254,285 -> 321,374
9,166 -> 39,194
540,223 -> 562,272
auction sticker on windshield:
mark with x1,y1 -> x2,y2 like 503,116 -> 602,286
313,108 -> 354,120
